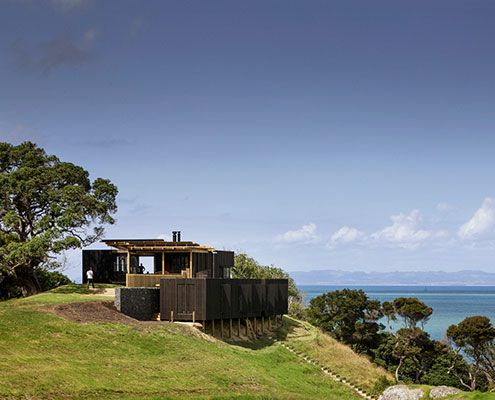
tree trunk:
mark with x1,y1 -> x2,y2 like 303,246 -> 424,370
14,266 -> 41,296
395,358 -> 404,383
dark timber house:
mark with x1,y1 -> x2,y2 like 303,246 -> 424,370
82,232 -> 288,332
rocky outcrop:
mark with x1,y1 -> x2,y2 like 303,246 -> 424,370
378,385 -> 424,400
429,386 -> 462,398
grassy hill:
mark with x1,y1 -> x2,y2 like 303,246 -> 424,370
0,285 -> 493,400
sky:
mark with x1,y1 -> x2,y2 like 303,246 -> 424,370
1,0 -> 495,281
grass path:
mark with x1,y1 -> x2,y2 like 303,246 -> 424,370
276,316 -> 393,396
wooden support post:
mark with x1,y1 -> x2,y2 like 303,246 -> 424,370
192,311 -> 196,324
170,310 -> 174,323
245,319 -> 249,337
254,317 -> 257,335
237,318 -> 241,337
261,317 -> 264,334
268,316 -> 272,330
189,251 -> 193,278
220,319 -> 224,338
127,252 -> 131,274
212,320 -> 216,336
161,251 -> 165,274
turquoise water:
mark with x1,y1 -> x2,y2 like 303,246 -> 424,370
300,285 -> 495,340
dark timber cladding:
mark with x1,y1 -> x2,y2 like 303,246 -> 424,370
160,278 -> 288,321
82,235 -> 235,285
82,249 -> 126,284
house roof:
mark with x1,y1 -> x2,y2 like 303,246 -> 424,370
102,239 -> 214,252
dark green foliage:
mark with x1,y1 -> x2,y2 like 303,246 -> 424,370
308,290 -> 494,391
306,289 -> 384,351
371,375 -> 394,397
383,297 -> 433,329
0,141 -> 117,298
392,327 -> 438,383
233,252 -> 304,318
34,269 -> 72,292
373,332 -> 398,371
447,316 -> 495,350
420,349 -> 469,388
447,316 -> 495,389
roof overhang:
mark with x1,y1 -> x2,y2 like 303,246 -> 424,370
102,239 -> 215,253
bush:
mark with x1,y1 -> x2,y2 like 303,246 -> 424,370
35,269 -> 72,291
371,375 -> 394,397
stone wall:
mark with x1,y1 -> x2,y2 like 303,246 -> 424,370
115,287 -> 160,320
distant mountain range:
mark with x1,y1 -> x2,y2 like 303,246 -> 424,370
289,269 -> 495,286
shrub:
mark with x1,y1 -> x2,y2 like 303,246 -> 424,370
371,375 -> 394,397
35,269 -> 72,291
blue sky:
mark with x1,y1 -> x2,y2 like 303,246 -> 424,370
1,0 -> 495,280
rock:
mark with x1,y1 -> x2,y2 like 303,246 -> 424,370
378,385 -> 425,400
429,386 -> 462,398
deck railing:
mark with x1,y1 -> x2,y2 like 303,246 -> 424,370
126,273 -> 185,287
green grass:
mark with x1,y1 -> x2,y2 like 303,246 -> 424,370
277,316 -> 394,395
274,317 -> 495,399
1,285 -> 494,400
0,285 -> 359,400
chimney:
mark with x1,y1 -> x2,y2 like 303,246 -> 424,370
177,231 -> 181,242
172,231 -> 177,242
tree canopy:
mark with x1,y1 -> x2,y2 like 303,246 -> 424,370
383,297 -> 433,329
0,141 -> 118,297
306,288 -> 384,350
447,316 -> 495,388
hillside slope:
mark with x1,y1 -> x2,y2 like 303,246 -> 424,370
276,316 -> 394,394
0,285 -> 492,400
0,285 -> 360,400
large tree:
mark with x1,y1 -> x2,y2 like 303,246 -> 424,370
447,316 -> 495,389
306,289 -> 384,351
383,297 -> 433,329
0,141 -> 118,297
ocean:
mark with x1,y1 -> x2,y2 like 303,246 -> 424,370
299,285 -> 495,340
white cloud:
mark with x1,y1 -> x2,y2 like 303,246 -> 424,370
458,198 -> 495,240
329,226 -> 364,246
275,223 -> 318,244
370,210 -> 433,249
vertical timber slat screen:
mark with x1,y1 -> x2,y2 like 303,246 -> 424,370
160,278 -> 288,321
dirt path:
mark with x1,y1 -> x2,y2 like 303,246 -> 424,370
48,301 -> 139,324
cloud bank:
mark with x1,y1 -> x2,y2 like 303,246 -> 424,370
370,209 -> 435,249
458,198 -> 495,240
275,223 -> 318,244
274,198 -> 494,252
329,226 -> 364,246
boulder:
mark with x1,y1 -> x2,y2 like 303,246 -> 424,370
378,385 -> 424,400
429,386 -> 462,398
